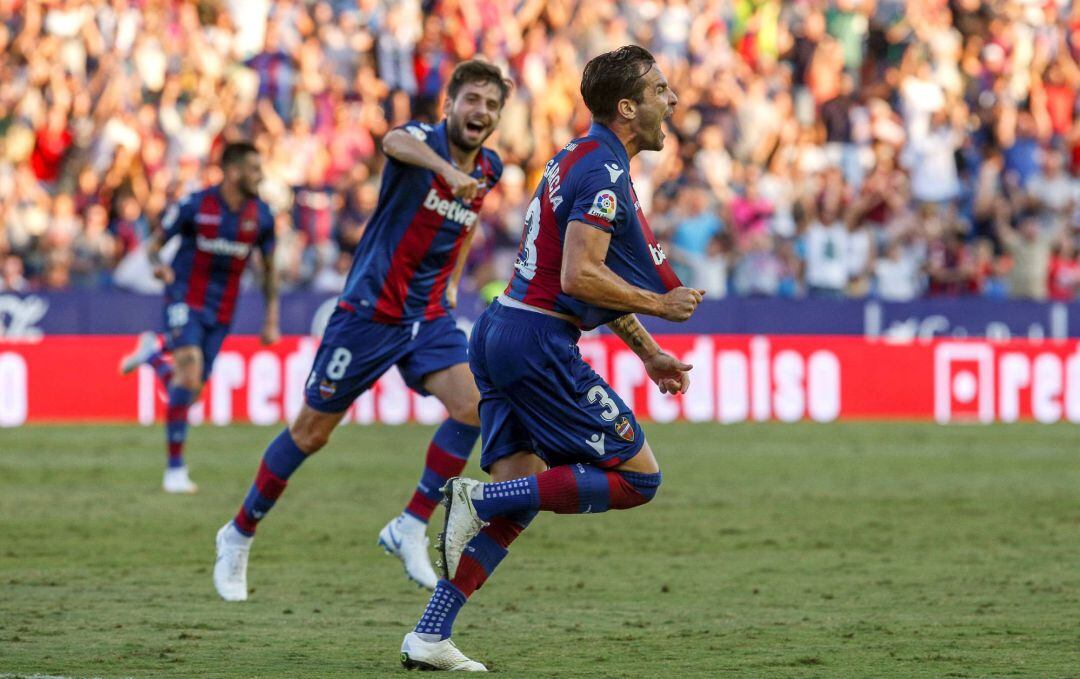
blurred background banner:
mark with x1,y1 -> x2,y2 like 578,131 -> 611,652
3,332 -> 1080,427
1,291 -> 1079,339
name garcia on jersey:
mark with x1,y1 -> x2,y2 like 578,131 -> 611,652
422,188 -> 479,228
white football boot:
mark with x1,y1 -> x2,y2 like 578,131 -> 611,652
400,632 -> 487,671
162,466 -> 198,494
213,522 -> 252,602
378,514 -> 438,590
119,331 -> 160,375
437,478 -> 488,580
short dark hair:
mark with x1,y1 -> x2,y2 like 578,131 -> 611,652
446,59 -> 512,106
580,45 -> 656,124
221,141 -> 258,168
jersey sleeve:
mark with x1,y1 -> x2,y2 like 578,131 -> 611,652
485,150 -> 504,187
393,120 -> 442,152
566,163 -> 622,234
160,194 -> 198,240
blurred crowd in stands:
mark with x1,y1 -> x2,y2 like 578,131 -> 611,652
2,0 -> 1080,302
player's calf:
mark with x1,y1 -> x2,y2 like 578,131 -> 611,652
162,348 -> 203,490
381,418 -> 481,591
228,405 -> 341,536
215,406 -> 341,601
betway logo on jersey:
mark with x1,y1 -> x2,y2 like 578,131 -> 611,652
423,189 -> 478,228
196,235 -> 252,258
649,243 -> 667,265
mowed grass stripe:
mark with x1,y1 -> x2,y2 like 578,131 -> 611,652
1,423 -> 1078,677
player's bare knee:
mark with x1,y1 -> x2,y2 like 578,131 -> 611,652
489,452 -> 547,482
616,441 -> 660,475
288,421 -> 328,454
175,374 -> 202,392
447,398 -> 480,427
288,411 -> 334,453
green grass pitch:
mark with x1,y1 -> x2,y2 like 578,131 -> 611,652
1,422 -> 1079,677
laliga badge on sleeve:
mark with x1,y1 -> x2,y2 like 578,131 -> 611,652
587,189 -> 618,223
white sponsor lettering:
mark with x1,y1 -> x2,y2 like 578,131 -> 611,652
0,353 -> 28,427
422,189 -> 479,228
210,353 -> 246,424
933,343 -> 995,423
195,213 -> 222,225
196,235 -> 252,258
649,243 -> 667,266
933,342 -> 1080,424
28,333 -> 1080,426
606,335 -> 842,424
377,365 -> 410,425
248,351 -> 282,425
0,295 -> 48,339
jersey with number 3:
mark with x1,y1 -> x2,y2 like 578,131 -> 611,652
505,122 -> 682,330
162,185 -> 275,326
341,120 -> 503,324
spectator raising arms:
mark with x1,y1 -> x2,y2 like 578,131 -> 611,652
0,0 -> 1078,301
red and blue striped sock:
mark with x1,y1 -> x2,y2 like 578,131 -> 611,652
148,350 -> 173,387
404,418 -> 479,523
165,385 -> 193,469
416,509 -> 536,640
232,429 -> 309,536
450,509 -> 536,597
471,464 -> 662,519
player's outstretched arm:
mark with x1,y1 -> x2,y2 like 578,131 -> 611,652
259,247 -> 280,346
608,314 -> 692,394
382,129 -> 480,200
446,226 -> 478,309
146,225 -> 174,285
149,197 -> 198,285
561,221 -> 705,321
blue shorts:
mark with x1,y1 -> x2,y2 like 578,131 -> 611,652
162,301 -> 229,381
470,301 -> 645,472
304,307 -> 469,413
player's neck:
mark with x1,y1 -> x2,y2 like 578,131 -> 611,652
447,143 -> 479,173
219,182 -> 247,212
602,121 -> 640,159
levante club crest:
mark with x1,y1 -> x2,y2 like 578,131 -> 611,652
319,379 -> 337,399
614,416 -> 634,442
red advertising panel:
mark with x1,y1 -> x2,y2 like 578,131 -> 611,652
2,335 -> 1080,426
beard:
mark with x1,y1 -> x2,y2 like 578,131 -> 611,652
643,112 -> 667,152
447,117 -> 486,151
239,177 -> 261,199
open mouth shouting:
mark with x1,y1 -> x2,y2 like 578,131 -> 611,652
464,118 -> 488,137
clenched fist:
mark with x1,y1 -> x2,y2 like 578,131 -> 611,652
443,168 -> 481,201
656,287 -> 705,322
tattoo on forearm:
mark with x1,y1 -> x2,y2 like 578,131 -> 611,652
609,314 -> 647,351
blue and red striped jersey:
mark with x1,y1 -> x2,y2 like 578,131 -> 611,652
341,120 -> 503,324
162,185 -> 275,326
505,122 -> 682,330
